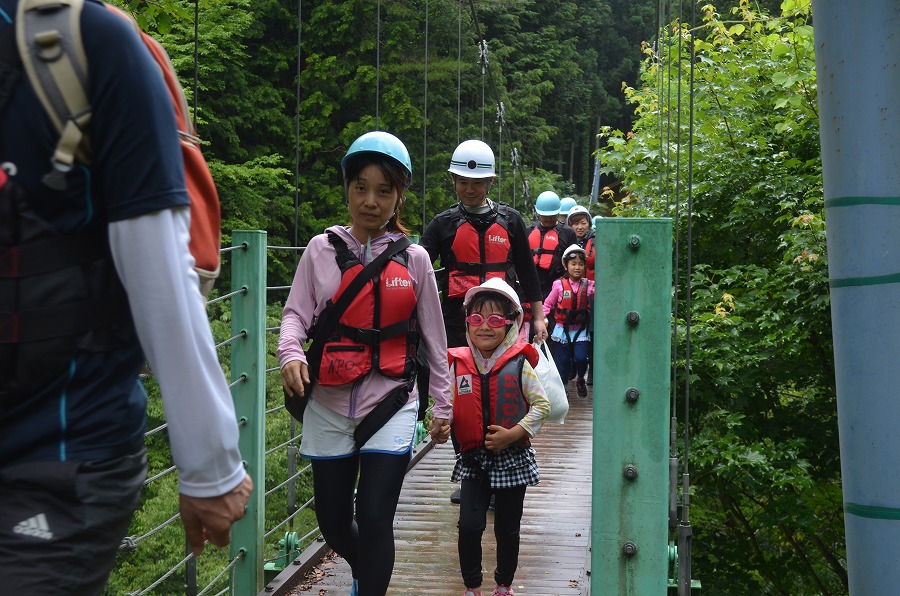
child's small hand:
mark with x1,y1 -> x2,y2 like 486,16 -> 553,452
430,418 -> 451,444
484,424 -> 521,451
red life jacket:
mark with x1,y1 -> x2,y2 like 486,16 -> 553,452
583,236 -> 596,281
553,278 -> 590,329
316,232 -> 418,386
448,341 -> 539,452
447,206 -> 514,299
528,225 -> 560,271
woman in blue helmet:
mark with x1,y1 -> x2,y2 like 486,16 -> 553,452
278,131 -> 453,596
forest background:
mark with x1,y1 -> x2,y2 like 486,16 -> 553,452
106,0 -> 844,594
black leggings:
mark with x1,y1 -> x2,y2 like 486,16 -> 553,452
458,477 -> 527,589
311,451 -> 409,596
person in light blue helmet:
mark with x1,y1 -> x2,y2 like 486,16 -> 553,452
527,191 -> 577,298
558,196 -> 577,225
279,130 -> 453,596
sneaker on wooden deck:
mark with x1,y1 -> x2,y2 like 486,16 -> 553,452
493,586 -> 515,595
576,377 -> 588,397
464,589 -> 483,596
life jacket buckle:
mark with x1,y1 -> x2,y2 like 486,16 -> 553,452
42,159 -> 71,191
352,327 -> 380,345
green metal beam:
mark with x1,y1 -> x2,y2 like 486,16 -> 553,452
229,231 -> 267,594
591,218 -> 673,595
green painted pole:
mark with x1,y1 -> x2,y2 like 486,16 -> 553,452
229,230 -> 267,594
591,217 -> 673,595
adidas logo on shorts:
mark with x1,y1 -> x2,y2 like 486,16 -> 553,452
13,513 -> 53,540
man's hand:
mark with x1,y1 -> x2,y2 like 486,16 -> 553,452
532,318 -> 549,344
430,417 -> 451,444
180,473 -> 254,557
281,360 -> 310,397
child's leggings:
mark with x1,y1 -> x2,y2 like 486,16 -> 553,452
458,477 -> 527,589
551,338 -> 590,382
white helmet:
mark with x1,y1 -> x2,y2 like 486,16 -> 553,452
448,139 -> 496,178
567,205 -> 591,225
463,277 -> 524,328
562,244 -> 587,263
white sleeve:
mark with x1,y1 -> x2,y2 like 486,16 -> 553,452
109,207 -> 246,498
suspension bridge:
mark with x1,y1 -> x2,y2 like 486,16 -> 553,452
88,0 -> 898,593
111,218 -> 688,596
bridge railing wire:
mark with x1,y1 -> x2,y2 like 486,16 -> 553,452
107,232 -> 311,595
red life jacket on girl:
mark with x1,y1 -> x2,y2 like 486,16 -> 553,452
448,341 -> 539,453
316,232 -> 418,386
553,278 -> 590,330
528,225 -> 560,271
447,205 -> 515,299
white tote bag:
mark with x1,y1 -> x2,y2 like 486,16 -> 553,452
532,342 -> 569,423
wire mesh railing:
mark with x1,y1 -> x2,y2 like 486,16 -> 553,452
106,231 -> 315,595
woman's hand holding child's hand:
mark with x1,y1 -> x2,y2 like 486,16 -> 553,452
430,418 -> 451,444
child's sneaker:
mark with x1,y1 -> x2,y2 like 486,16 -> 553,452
576,377 -> 588,397
493,586 -> 515,596
463,590 -> 483,596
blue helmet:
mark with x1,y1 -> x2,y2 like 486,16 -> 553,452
535,191 -> 561,216
559,196 -> 577,216
341,131 -> 412,187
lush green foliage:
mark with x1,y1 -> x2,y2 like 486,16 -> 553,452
599,0 -> 845,593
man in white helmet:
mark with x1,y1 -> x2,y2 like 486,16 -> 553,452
421,139 -> 548,348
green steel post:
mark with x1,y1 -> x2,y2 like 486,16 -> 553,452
229,230 -> 267,594
592,218 -> 673,595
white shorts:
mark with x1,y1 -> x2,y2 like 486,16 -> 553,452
299,396 -> 418,459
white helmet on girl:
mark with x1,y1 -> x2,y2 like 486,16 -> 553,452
463,277 -> 524,328
562,244 -> 587,263
448,140 -> 496,178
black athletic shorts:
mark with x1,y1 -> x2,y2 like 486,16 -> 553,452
0,449 -> 147,595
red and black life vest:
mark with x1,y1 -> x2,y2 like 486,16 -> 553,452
446,205 -> 515,299
528,225 -> 561,271
553,278 -> 590,330
583,236 -> 596,281
315,232 -> 419,386
448,341 -> 539,453
0,169 -> 132,408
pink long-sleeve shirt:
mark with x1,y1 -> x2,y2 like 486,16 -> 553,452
543,277 -> 595,330
277,225 -> 452,421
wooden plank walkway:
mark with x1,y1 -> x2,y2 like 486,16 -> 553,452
284,387 -> 594,596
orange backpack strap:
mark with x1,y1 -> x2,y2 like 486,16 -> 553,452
103,5 -> 221,295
